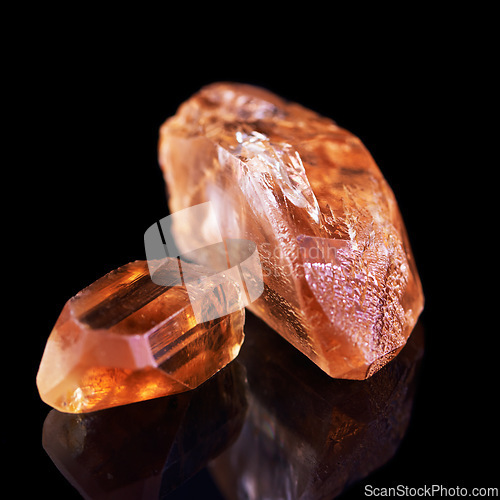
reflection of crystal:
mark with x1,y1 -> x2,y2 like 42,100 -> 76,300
210,312 -> 424,499
159,83 -> 424,379
42,361 -> 248,499
37,259 -> 245,413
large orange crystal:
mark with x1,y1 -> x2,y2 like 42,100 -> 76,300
37,259 -> 245,412
159,83 -> 424,379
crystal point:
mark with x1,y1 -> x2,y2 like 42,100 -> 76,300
37,259 -> 245,413
159,82 -> 424,379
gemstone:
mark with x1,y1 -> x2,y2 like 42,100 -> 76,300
43,361 -> 247,498
159,82 -> 424,379
37,258 -> 245,413
210,312 -> 424,499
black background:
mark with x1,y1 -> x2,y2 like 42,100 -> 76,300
11,10 -> 496,499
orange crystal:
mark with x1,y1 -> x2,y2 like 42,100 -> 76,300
37,259 -> 245,413
159,83 -> 424,379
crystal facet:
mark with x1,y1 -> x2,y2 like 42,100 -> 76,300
159,82 -> 424,379
37,259 -> 245,413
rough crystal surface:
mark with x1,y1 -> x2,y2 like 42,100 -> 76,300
159,82 -> 424,379
37,258 -> 245,412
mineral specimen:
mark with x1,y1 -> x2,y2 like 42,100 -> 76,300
159,82 -> 424,379
37,258 -> 245,413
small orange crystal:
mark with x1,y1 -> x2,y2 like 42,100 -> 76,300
37,259 -> 245,413
159,83 -> 424,379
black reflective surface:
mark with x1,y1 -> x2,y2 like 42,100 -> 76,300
42,312 -> 423,499
21,35 -> 497,499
